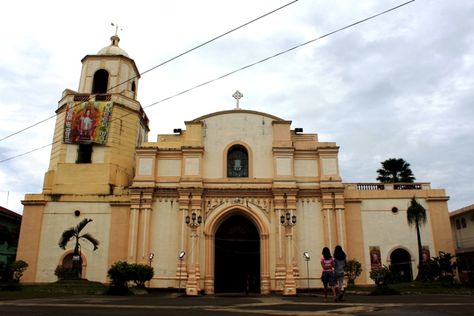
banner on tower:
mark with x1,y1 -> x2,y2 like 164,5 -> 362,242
63,101 -> 113,145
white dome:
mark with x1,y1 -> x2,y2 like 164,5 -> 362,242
97,35 -> 129,57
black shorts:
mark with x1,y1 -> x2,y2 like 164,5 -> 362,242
321,271 -> 335,286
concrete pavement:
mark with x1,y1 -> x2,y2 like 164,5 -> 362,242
1,292 -> 473,315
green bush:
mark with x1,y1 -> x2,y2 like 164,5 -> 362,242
421,251 -> 455,283
54,265 -> 80,280
106,261 -> 154,294
107,261 -> 130,288
10,260 -> 28,282
129,263 -> 154,288
344,259 -> 362,285
369,265 -> 394,286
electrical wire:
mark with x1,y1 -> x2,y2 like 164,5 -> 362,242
0,0 -> 299,143
0,0 -> 415,164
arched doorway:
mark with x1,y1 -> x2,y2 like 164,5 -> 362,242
60,252 -> 86,278
214,214 -> 260,293
390,248 -> 412,282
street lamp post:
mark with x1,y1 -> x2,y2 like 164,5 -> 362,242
185,193 -> 202,296
148,253 -> 154,288
280,193 -> 297,296
303,252 -> 310,293
178,251 -> 185,293
148,253 -> 154,266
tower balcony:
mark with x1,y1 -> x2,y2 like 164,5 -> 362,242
345,182 -> 431,191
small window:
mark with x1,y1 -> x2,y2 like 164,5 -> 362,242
461,217 -> 467,228
92,69 -> 109,94
131,81 -> 137,99
227,145 -> 248,178
77,144 -> 93,163
455,219 -> 461,230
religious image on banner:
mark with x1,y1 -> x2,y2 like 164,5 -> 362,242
370,246 -> 382,269
64,101 -> 113,145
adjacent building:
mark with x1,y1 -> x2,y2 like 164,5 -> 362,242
450,204 -> 474,285
0,206 -> 22,280
16,35 -> 454,294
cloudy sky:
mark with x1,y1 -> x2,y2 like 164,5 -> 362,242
0,0 -> 473,214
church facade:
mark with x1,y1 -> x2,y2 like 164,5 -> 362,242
17,36 -> 454,295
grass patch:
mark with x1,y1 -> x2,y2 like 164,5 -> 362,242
0,279 -> 107,300
349,281 -> 474,295
390,281 -> 474,295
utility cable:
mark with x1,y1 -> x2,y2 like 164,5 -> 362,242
0,0 -> 299,143
0,0 -> 415,164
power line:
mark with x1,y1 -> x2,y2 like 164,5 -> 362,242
0,0 -> 415,164
0,0 -> 298,144
0,143 -> 53,163
138,1 -> 417,110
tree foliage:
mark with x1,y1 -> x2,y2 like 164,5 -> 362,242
407,197 -> 427,280
344,259 -> 362,285
369,265 -> 393,286
421,251 -> 455,283
376,158 -> 415,183
58,218 -> 99,251
10,260 -> 29,282
107,261 -> 154,294
58,218 -> 99,279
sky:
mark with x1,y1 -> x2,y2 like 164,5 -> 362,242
0,0 -> 473,214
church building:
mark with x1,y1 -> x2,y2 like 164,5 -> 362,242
16,36 -> 454,295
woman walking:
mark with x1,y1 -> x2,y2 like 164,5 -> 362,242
334,245 -> 347,301
320,247 -> 336,302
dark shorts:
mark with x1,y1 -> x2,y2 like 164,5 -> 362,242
321,271 -> 336,287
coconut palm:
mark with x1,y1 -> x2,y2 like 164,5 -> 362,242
407,197 -> 427,280
376,158 -> 415,183
58,218 -> 99,278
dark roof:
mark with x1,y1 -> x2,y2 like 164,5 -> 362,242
0,206 -> 22,221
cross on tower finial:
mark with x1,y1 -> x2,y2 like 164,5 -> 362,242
232,90 -> 243,109
111,22 -> 122,36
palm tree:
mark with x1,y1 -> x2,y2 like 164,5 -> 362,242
376,158 -> 415,183
58,218 -> 99,278
406,197 -> 427,280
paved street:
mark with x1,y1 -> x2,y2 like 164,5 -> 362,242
1,292 -> 473,315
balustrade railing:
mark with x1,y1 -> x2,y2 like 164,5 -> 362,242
348,183 -> 428,191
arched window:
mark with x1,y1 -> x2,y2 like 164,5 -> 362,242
131,81 -> 136,94
92,69 -> 109,94
227,145 -> 248,178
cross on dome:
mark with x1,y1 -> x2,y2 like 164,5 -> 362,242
232,90 -> 243,109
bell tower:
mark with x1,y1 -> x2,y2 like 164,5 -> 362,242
43,35 -> 149,195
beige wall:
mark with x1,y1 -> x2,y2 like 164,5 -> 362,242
359,198 -> 433,283
34,202 -> 112,283
202,113 -> 274,178
108,204 -> 131,267
148,198 -> 182,288
16,200 -> 45,282
343,201 -> 368,283
294,199 -> 324,288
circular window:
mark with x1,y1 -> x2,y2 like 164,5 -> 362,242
74,210 -> 81,217
391,207 -> 399,214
